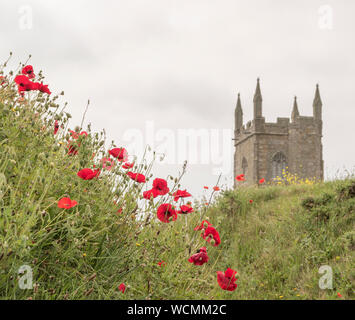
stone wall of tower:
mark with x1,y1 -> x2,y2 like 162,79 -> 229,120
288,116 -> 323,181
234,131 -> 256,187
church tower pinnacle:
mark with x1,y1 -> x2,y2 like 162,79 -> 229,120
235,93 -> 243,131
313,84 -> 322,120
253,78 -> 263,118
291,96 -> 299,122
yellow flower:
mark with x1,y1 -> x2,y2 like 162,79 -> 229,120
336,256 -> 340,260
82,253 -> 87,257
136,243 -> 141,247
279,295 -> 283,299
296,294 -> 300,297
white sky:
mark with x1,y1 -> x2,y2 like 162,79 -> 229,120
1,0 -> 354,199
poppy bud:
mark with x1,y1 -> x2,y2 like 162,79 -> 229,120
210,239 -> 215,246
99,141 -> 104,146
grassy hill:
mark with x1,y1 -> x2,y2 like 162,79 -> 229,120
0,62 -> 354,300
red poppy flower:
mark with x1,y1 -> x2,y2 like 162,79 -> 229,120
177,204 -> 194,214
217,268 -> 238,291
118,283 -> 126,293
21,65 -> 35,79
152,178 -> 169,195
69,130 -> 88,140
54,120 -> 59,135
249,199 -> 253,204
259,178 -> 265,184
14,75 -> 35,93
143,188 -> 159,200
203,186 -> 209,189
156,203 -> 177,223
194,220 -> 212,231
188,247 -> 209,266
122,162 -> 134,169
157,261 -> 166,267
203,226 -> 221,246
172,189 -> 191,202
235,174 -> 245,181
101,157 -> 115,170
213,186 -> 220,191
77,168 -> 100,180
127,171 -> 146,183
37,82 -> 51,95
67,143 -> 79,155
109,148 -> 128,161
0,76 -> 8,87
57,197 -> 78,209
337,292 -> 342,298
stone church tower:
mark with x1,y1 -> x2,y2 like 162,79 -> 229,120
233,79 -> 324,186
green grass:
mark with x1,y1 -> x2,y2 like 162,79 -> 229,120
0,61 -> 354,300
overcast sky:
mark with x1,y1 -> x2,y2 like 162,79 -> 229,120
1,0 -> 354,198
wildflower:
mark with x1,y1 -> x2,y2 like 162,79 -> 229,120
54,120 -> 59,135
109,148 -> 128,161
122,162 -> 134,169
157,261 -> 166,267
213,186 -> 220,191
143,188 -> 159,200
21,65 -> 35,79
152,178 -> 170,195
127,171 -> 146,183
67,142 -> 79,155
14,75 -> 35,93
156,203 -> 177,223
172,189 -> 191,202
336,256 -> 340,260
82,253 -> 87,257
279,296 -> 283,299
337,292 -> 342,298
188,247 -> 209,266
216,268 -> 238,291
204,186 -> 209,189
177,204 -> 194,214
249,199 -> 253,204
101,157 -> 115,170
203,226 -> 221,246
118,283 -> 126,293
136,243 -> 141,246
57,197 -> 78,209
37,82 -> 51,95
69,129 -> 87,139
259,178 -> 265,184
77,168 -> 100,180
194,220 -> 212,231
235,174 -> 245,181
0,75 -> 8,87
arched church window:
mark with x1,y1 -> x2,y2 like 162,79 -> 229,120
271,152 -> 287,180
242,157 -> 248,178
